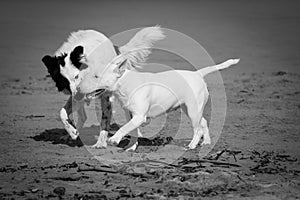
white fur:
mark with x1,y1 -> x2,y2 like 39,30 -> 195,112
59,96 -> 87,140
55,30 -> 110,56
119,26 -> 165,68
198,59 -> 240,77
80,26 -> 165,73
54,27 -> 164,150
79,52 -> 240,149
52,30 -> 109,141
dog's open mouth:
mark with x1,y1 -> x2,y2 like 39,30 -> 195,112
86,89 -> 106,99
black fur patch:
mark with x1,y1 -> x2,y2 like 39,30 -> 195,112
70,46 -> 84,69
42,54 -> 71,93
41,45 -> 120,94
57,53 -> 67,66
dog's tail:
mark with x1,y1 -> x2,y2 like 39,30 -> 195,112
197,59 -> 240,77
119,26 -> 165,68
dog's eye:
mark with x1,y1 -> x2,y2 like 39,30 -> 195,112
95,75 -> 99,78
74,75 -> 79,79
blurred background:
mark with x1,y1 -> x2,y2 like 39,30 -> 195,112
0,0 -> 299,80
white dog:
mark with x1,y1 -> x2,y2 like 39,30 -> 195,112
77,52 -> 240,149
42,26 -> 165,150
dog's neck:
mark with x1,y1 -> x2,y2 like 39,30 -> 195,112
111,69 -> 144,107
111,69 -> 129,90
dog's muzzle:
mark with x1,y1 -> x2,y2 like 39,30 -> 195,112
86,89 -> 106,100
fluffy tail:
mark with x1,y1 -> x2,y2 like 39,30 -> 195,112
197,59 -> 240,77
119,26 -> 165,68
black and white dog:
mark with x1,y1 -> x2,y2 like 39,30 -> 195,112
42,27 -> 164,150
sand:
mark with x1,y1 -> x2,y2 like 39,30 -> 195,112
0,0 -> 299,199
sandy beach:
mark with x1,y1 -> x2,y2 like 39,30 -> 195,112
0,0 -> 299,199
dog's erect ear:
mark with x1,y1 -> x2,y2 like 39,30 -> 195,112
70,45 -> 85,69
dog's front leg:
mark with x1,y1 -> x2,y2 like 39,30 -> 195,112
60,96 -> 83,140
122,109 -> 143,151
108,115 -> 146,145
76,105 -> 87,129
92,92 -> 112,149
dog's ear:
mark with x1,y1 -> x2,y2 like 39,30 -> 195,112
113,56 -> 128,78
42,55 -> 54,67
41,55 -> 71,92
70,45 -> 86,69
42,55 -> 58,72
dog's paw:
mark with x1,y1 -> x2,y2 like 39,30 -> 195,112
187,143 -> 197,149
92,141 -> 107,149
107,136 -> 122,146
125,142 -> 138,152
201,139 -> 211,146
65,125 -> 79,140
92,130 -> 108,149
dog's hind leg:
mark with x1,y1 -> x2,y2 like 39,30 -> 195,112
187,117 -> 210,149
200,117 -> 210,145
188,126 -> 204,149
184,95 -> 206,149
186,86 -> 210,149
182,104 -> 200,149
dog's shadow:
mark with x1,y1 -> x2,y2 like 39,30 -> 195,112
31,128 -> 84,147
31,123 -> 173,148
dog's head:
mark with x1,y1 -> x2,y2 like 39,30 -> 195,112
42,45 -> 87,95
77,54 -> 129,96
100,55 -> 128,89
